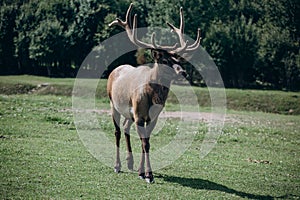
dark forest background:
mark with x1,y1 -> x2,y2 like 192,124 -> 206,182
0,0 -> 299,90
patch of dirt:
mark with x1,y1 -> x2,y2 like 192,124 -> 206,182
0,84 -> 36,95
0,83 -> 51,95
70,108 -> 235,123
28,83 -> 50,94
0,83 -> 73,96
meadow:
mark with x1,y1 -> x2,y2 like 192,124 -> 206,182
0,75 -> 299,199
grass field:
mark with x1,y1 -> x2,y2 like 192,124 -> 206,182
0,75 -> 299,114
0,75 -> 299,199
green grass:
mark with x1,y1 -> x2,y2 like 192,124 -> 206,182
0,75 -> 299,199
1,75 -> 299,114
0,94 -> 299,199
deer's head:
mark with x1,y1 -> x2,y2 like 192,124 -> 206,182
109,3 -> 201,77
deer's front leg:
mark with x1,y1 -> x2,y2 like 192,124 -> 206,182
141,137 -> 153,183
136,118 -> 154,183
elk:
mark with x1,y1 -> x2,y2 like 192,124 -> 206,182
107,3 -> 201,183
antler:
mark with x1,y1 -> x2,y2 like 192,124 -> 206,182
109,3 -> 201,54
108,3 -> 135,44
167,7 -> 202,54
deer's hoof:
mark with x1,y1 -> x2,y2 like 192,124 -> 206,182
145,176 -> 155,184
138,173 -> 145,179
114,166 -> 121,173
145,175 -> 154,184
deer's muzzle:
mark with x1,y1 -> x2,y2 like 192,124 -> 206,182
172,64 -> 187,77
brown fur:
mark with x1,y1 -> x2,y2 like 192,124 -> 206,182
107,57 -> 177,182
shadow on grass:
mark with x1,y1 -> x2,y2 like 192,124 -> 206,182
159,174 -> 274,199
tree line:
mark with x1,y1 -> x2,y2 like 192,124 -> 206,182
0,0 -> 299,90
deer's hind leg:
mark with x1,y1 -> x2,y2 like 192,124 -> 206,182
124,118 -> 134,170
112,106 -> 121,173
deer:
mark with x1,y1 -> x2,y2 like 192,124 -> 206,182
107,3 -> 201,183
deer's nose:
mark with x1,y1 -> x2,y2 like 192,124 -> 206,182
172,64 -> 187,77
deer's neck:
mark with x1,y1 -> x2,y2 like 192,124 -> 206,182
150,63 -> 172,88
147,63 -> 172,105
